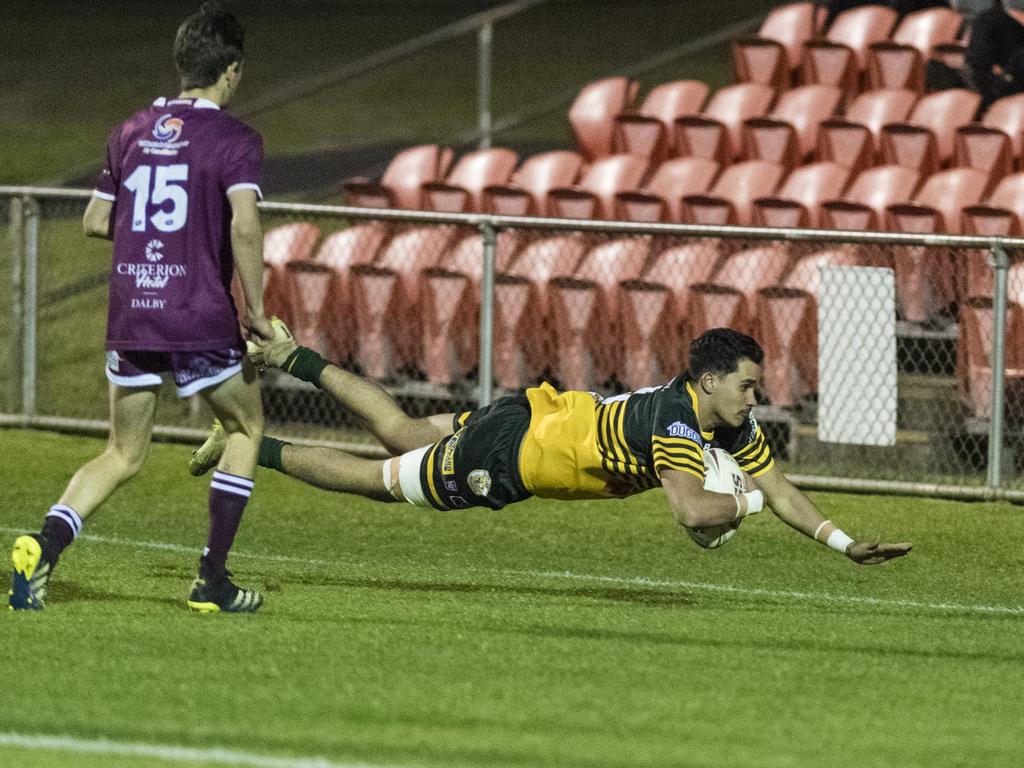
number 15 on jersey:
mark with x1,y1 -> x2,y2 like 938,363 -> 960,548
123,163 -> 189,233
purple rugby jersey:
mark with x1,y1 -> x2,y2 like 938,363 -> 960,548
94,97 -> 263,352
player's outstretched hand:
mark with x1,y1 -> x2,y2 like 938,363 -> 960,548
846,540 -> 913,565
246,315 -> 275,343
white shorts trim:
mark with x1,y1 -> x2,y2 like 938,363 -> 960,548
226,182 -> 263,200
105,367 -> 163,388
104,362 -> 243,398
92,190 -> 116,202
397,445 -> 432,508
175,363 -> 243,398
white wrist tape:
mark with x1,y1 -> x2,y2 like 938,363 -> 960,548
742,490 -> 764,516
827,529 -> 854,553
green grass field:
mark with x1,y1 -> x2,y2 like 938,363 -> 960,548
2,428 -> 1023,768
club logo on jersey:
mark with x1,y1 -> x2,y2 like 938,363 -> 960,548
666,421 -> 704,444
153,115 -> 184,143
467,469 -> 492,497
144,239 -> 164,262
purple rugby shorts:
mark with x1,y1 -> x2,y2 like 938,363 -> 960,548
105,346 -> 244,398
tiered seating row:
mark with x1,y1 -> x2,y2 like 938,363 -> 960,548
255,3 -> 1024,416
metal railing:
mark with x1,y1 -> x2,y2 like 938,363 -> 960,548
4,187 -> 1024,501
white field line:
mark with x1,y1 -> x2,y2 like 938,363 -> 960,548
0,732 -> 400,768
2,526 -> 1022,617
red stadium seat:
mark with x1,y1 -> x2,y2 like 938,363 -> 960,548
548,154 -> 650,220
954,94 -> 1024,184
879,88 -> 982,176
958,296 -> 1024,418
732,2 -> 826,88
614,156 -> 719,222
801,5 -> 898,93
493,235 -> 589,388
961,172 -> 1024,299
866,7 -> 963,92
281,260 -> 348,363
682,160 -> 786,225
260,222 -> 321,328
342,144 -> 453,209
674,83 -> 776,164
483,150 -> 584,216
741,84 -> 843,168
884,168 -> 989,322
815,88 -> 918,174
613,80 -> 709,162
685,283 -> 749,341
422,148 -> 519,213
820,164 -> 921,230
346,149 -> 519,381
710,244 -> 793,306
547,238 -> 650,389
569,77 -> 640,161
755,286 -> 816,407
753,161 -> 852,228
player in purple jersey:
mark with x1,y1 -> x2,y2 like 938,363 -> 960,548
9,3 -> 273,613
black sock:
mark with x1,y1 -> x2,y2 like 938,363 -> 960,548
41,505 -> 82,561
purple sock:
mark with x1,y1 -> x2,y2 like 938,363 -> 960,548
205,471 -> 254,573
41,504 -> 83,559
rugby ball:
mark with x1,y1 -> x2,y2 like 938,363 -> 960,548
687,448 -> 745,550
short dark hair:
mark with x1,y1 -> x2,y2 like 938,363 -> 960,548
174,3 -> 245,90
686,328 -> 763,380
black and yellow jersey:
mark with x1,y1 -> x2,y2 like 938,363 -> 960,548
515,378 -> 773,501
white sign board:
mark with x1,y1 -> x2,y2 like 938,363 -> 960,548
818,266 -> 897,446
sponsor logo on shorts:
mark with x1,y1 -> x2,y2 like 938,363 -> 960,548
667,421 -> 703,444
106,351 -> 120,373
467,469 -> 492,497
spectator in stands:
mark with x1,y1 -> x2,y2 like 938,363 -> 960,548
965,1 -> 1024,111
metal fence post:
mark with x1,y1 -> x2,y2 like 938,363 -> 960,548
987,244 -> 1010,488
477,21 -> 493,150
22,196 -> 39,417
478,222 -> 497,407
8,196 -> 24,414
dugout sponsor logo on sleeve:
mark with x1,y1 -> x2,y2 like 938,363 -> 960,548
666,421 -> 704,445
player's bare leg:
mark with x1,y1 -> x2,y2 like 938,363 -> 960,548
58,384 -> 158,515
250,318 -> 449,454
273,444 -> 396,502
10,384 -> 157,609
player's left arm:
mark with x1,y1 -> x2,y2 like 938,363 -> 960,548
82,197 -> 113,240
751,464 -> 913,565
227,188 -> 272,342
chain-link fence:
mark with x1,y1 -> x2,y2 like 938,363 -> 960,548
4,188 -> 1024,498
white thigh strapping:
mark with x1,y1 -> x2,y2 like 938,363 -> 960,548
396,445 -> 433,508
